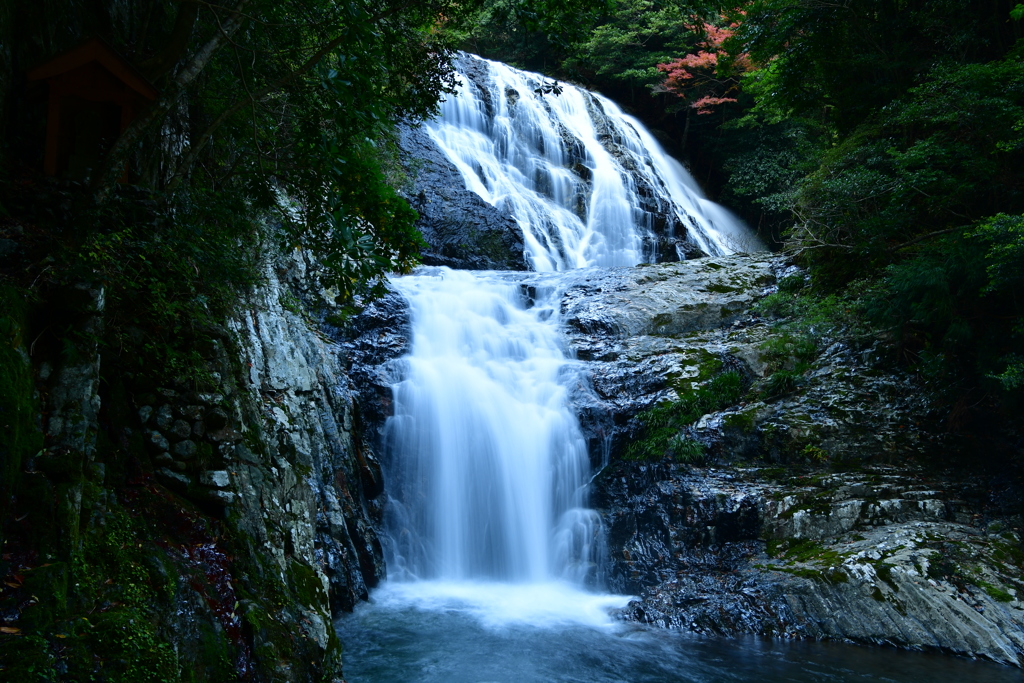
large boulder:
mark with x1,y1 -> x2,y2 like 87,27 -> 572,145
398,126 -> 528,271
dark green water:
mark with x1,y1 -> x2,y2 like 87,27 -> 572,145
335,582 -> 1024,683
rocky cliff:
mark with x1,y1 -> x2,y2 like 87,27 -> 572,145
555,254 -> 1024,667
343,251 -> 1024,667
0,247 -> 386,681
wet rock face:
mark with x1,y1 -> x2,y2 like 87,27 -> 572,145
229,252 -> 388,615
336,290 -> 413,447
560,252 -> 1024,666
598,464 -> 1024,666
559,253 -> 780,462
398,126 -> 528,271
557,252 -> 943,468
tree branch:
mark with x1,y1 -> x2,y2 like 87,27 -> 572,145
888,227 -> 959,252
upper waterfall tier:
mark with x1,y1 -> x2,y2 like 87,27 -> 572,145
414,53 -> 761,272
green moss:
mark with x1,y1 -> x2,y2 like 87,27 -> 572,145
0,634 -> 59,681
991,540 -> 1024,567
624,371 -> 743,461
875,562 -> 899,592
288,558 -> 328,607
18,563 -> 70,631
66,609 -> 179,683
472,229 -> 514,265
652,313 -> 674,328
978,580 -> 1015,602
778,495 -> 834,520
196,622 -> 235,681
324,312 -> 349,327
723,409 -> 756,432
279,290 -> 303,315
705,282 -> 743,294
775,565 -> 849,584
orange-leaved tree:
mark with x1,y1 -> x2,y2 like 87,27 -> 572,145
655,12 -> 751,115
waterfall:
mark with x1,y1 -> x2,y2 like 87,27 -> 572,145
380,55 -> 759,607
423,53 -> 761,271
383,270 -> 600,585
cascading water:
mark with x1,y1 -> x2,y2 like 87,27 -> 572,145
377,54 -> 756,624
383,270 -> 598,586
423,53 -> 761,271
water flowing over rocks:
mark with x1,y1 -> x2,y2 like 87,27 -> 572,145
399,125 -> 528,271
398,53 -> 759,272
343,251 -> 1024,667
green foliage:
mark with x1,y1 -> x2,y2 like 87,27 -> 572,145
789,57 -> 1024,278
563,0 -> 696,87
718,121 -> 817,235
626,370 -> 743,461
460,0 -> 616,71
0,486 -> 190,682
285,138 -> 424,303
973,214 -> 1024,296
760,369 -> 803,399
668,436 -> 706,464
71,191 -> 261,385
0,285 -> 42,546
862,214 -> 1024,409
736,0 -> 1016,134
753,283 -> 868,399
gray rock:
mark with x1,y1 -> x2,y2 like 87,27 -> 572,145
206,407 -> 228,431
182,405 -> 204,421
170,419 -> 192,440
154,404 -> 174,431
200,470 -> 231,489
173,439 -> 197,460
192,421 -> 205,438
233,444 -> 260,464
596,462 -> 1024,667
138,405 -> 153,425
0,238 -> 19,260
145,430 -> 170,453
205,490 -> 236,504
228,249 -> 389,614
156,468 -> 191,492
397,125 -> 528,271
